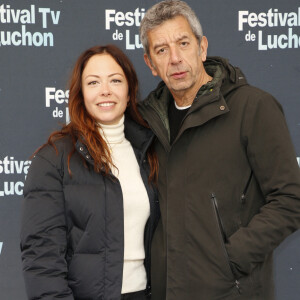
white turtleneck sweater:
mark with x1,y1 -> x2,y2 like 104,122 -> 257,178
98,116 -> 150,294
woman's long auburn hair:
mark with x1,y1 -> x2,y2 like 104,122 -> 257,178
42,44 -> 158,182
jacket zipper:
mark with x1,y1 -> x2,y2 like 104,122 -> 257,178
211,193 -> 241,294
141,105 -> 171,152
139,150 -> 157,295
172,95 -> 221,146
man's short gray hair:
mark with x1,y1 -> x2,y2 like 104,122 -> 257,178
140,0 -> 203,57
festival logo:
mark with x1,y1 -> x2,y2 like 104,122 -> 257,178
45,86 -> 70,123
238,7 -> 300,50
0,3 -> 61,47
105,8 -> 145,50
0,156 -> 31,197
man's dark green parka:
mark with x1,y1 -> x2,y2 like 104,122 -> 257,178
138,57 -> 300,300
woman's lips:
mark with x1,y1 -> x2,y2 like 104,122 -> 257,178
97,102 -> 115,107
97,101 -> 116,110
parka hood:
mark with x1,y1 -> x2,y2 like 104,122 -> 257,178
138,56 -> 250,147
204,56 -> 248,97
141,56 -> 249,109
142,56 -> 248,112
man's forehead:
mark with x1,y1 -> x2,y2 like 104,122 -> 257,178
149,31 -> 195,49
147,16 -> 194,44
151,32 -> 190,47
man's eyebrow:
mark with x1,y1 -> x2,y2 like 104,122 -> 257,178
153,41 -> 167,51
153,34 -> 190,50
176,34 -> 189,41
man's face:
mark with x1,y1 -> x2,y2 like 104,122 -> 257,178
144,16 -> 208,97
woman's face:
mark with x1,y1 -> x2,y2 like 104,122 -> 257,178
82,54 -> 129,125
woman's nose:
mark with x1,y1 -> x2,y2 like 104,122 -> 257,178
100,82 -> 111,96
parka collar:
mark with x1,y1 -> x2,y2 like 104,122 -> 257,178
139,56 -> 249,150
141,56 -> 248,116
204,56 -> 248,96
75,114 -> 154,166
124,113 -> 155,160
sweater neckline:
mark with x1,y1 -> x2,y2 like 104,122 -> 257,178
98,115 -> 125,144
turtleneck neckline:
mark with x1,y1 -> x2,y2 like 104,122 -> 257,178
98,115 -> 125,144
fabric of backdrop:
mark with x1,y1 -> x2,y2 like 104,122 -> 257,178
0,0 -> 299,299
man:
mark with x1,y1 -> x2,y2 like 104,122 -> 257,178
138,1 -> 300,299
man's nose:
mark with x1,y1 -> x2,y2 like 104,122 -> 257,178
169,46 -> 182,64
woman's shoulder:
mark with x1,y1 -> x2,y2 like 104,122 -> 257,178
34,135 -> 74,165
23,136 -> 75,195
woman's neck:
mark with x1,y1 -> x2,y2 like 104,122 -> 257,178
98,115 -> 125,144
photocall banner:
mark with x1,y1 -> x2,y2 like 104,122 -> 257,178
0,0 -> 299,299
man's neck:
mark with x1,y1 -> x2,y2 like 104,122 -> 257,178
172,73 -> 213,107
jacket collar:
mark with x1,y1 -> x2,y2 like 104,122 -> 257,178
124,113 -> 155,161
204,56 -> 248,96
139,56 -> 248,150
75,115 -> 154,166
75,139 -> 94,166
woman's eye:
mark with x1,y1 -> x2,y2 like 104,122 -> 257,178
88,81 -> 98,85
112,79 -> 121,83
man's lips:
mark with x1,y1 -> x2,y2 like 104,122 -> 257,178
170,71 -> 187,79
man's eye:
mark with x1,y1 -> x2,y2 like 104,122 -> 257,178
158,48 -> 165,54
181,41 -> 188,46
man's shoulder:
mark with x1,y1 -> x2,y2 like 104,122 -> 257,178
227,84 -> 283,117
228,84 -> 278,104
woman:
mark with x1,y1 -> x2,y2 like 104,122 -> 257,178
20,45 -> 159,300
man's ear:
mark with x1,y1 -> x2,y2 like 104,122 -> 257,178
144,53 -> 158,76
199,36 -> 208,62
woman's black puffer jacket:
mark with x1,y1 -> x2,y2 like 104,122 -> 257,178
20,117 -> 159,300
